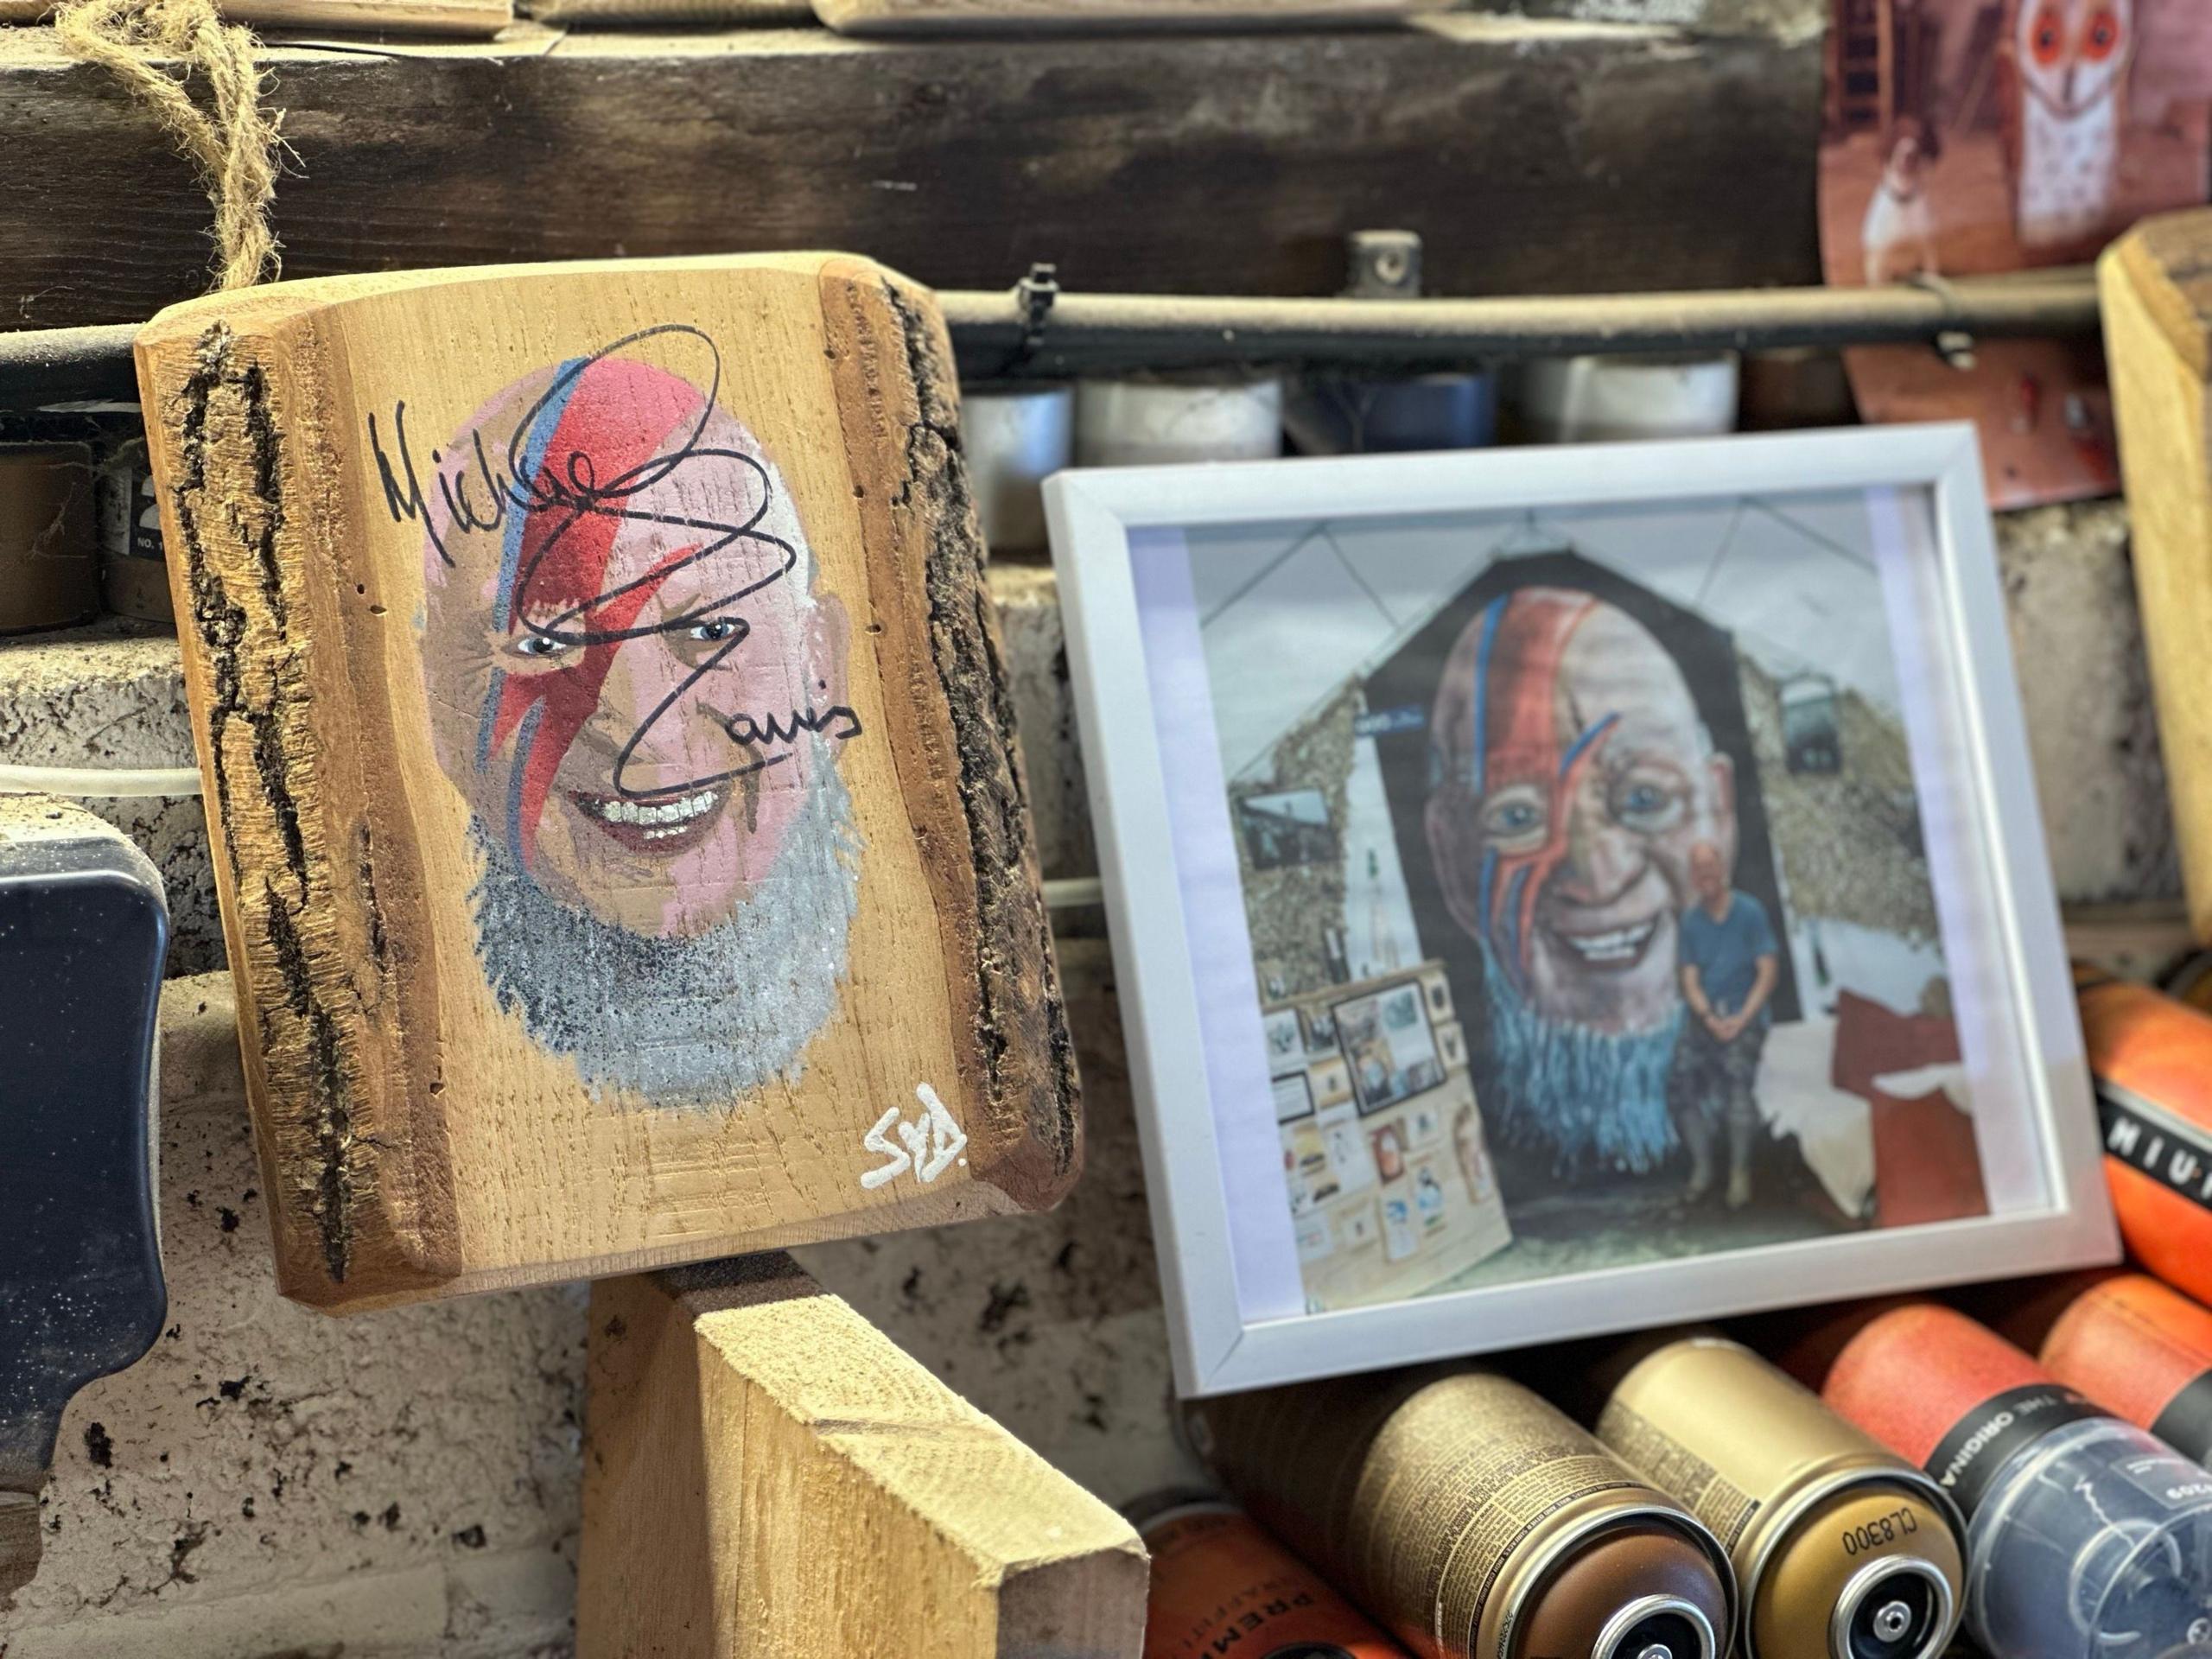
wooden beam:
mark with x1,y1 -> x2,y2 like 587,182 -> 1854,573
810,0 -> 1450,35
0,0 -> 512,33
578,1256 -> 1148,1658
0,16 -> 1820,333
2102,210 -> 2212,941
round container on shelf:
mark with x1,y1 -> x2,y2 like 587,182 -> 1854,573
94,435 -> 174,626
0,443 -> 99,635
1073,373 -> 1283,467
959,382 -> 1072,556
1285,370 -> 1497,454
1518,353 -> 1740,444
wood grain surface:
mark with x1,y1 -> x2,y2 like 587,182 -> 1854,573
578,1257 -> 1148,1657
811,0 -> 1449,35
2102,212 -> 2212,942
132,252 -> 1078,1312
0,18 -> 1821,333
0,0 -> 511,30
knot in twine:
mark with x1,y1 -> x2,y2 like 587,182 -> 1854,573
53,0 -> 282,289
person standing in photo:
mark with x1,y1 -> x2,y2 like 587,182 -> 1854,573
1669,841 -> 1780,1210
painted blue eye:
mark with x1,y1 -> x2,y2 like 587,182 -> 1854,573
1611,772 -> 1687,833
512,632 -> 570,659
1480,789 -> 1548,846
688,619 -> 741,643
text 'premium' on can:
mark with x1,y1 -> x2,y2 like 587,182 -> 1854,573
1825,1303 -> 2212,1659
1183,1368 -> 1736,1659
1595,1334 -> 1964,1659
1132,1494 -> 1414,1659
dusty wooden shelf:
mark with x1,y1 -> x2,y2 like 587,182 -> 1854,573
0,14 -> 1819,332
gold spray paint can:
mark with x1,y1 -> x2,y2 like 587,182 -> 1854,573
1595,1335 -> 1966,1659
1184,1367 -> 1736,1659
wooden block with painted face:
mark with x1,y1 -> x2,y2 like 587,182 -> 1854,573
133,254 -> 1078,1313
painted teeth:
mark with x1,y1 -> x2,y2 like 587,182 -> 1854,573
1563,921 -> 1656,962
581,790 -> 719,828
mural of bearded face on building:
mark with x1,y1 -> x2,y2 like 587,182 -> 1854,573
1371,552 -> 1794,1185
417,330 -> 864,1106
1425,589 -> 1738,1037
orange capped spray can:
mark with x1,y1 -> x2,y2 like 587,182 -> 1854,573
2075,967 -> 2212,1306
1825,1303 -> 2212,1659
2036,1273 -> 2212,1467
1133,1493 -> 1414,1659
1596,1334 -> 1965,1659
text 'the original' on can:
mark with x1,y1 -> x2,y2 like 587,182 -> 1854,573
2037,1273 -> 2212,1469
1183,1367 -> 1736,1659
1130,1492 -> 1414,1659
1825,1302 -> 2212,1659
2075,968 -> 2212,1309
1595,1334 -> 1965,1659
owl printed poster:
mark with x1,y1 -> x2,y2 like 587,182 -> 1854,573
1820,0 -> 2212,507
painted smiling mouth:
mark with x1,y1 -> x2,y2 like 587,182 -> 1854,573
570,785 -> 729,855
1552,916 -> 1661,968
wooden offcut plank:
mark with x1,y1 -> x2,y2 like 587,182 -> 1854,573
0,16 -> 1821,333
2102,210 -> 2212,942
578,1257 -> 1148,1657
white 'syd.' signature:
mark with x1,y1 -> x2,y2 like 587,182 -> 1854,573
859,1084 -> 969,1191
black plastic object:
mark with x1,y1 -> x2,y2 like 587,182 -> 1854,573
0,798 -> 167,1601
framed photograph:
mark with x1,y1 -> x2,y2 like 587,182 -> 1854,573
1236,787 -> 1340,871
1048,427 -> 2116,1395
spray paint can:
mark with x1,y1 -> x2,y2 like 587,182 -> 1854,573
1824,1302 -> 2212,1659
1183,1368 -> 1735,1659
1131,1491 -> 1414,1659
1595,1334 -> 1965,1659
2075,968 -> 2212,1309
2035,1274 -> 2212,1470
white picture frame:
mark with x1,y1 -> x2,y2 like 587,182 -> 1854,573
1046,425 -> 2117,1397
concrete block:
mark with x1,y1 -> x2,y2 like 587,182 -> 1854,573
0,621 -> 219,975
990,562 -> 1096,881
1994,498 -> 2181,906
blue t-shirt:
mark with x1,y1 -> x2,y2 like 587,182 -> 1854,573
1679,891 -> 1778,1016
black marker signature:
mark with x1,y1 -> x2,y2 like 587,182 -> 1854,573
368,324 -> 862,803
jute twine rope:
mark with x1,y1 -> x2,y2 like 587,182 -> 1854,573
52,0 -> 282,289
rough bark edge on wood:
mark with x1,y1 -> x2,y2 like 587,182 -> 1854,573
140,314 -> 460,1306
2102,210 -> 2212,941
823,260 -> 1082,1210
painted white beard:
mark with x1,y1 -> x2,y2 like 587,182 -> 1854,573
2017,95 -> 2120,249
467,751 -> 863,1108
1475,938 -> 1683,1178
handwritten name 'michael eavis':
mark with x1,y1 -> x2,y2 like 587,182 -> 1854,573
363,340 -> 866,796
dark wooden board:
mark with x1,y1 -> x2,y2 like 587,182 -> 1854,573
0,797 -> 167,1603
0,18 -> 1821,334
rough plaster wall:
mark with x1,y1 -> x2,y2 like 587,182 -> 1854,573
0,505 -> 2174,1656
0,982 -> 583,1659
1994,499 -> 2180,905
